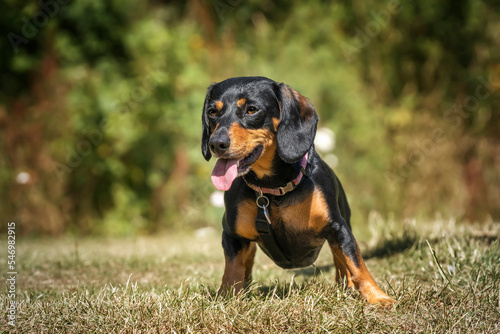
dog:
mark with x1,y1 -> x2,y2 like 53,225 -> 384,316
201,76 -> 395,306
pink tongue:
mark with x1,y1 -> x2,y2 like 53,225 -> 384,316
211,159 -> 239,191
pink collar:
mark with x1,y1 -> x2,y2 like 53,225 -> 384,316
243,153 -> 309,196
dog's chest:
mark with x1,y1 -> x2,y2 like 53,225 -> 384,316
234,188 -> 330,240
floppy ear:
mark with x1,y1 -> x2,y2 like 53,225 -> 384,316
276,84 -> 319,163
201,84 -> 215,161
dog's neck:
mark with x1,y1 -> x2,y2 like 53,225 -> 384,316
244,152 -> 308,190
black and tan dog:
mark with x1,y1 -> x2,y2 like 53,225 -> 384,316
201,76 -> 395,306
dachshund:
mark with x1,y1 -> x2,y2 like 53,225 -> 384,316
201,76 -> 395,306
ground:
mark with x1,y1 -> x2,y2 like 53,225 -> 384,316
1,219 -> 499,333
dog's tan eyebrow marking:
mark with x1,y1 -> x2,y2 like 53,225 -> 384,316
237,98 -> 247,108
215,101 -> 224,110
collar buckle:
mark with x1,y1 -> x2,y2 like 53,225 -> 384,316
278,182 -> 295,195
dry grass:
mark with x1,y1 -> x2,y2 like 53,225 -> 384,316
1,219 -> 499,333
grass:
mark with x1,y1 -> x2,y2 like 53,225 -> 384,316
1,219 -> 499,333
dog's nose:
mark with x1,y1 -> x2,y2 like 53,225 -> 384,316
209,132 -> 230,155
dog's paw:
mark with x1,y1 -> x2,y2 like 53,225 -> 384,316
366,292 -> 396,307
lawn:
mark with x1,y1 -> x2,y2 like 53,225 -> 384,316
1,219 -> 499,333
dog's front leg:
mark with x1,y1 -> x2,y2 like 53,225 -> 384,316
328,220 -> 396,306
219,231 -> 255,295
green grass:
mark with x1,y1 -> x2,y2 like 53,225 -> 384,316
1,219 -> 499,333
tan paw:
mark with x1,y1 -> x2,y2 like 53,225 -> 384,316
366,292 -> 396,307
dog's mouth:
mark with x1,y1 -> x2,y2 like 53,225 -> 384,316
237,145 -> 263,173
211,145 -> 263,191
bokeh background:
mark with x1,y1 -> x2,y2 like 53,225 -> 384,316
1,0 -> 499,237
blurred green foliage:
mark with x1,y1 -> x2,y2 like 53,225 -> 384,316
0,0 -> 499,236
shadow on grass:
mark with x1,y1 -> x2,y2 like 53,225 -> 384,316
362,227 -> 498,260
253,280 -> 320,300
291,264 -> 335,277
468,233 -> 498,245
363,230 -> 419,260
254,283 -> 297,299
253,278 -> 356,301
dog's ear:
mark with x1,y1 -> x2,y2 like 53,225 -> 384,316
201,83 -> 215,161
276,83 -> 319,163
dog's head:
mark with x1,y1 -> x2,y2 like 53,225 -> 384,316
201,76 -> 318,191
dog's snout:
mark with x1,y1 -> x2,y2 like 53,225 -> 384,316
209,130 -> 230,155
209,138 -> 230,154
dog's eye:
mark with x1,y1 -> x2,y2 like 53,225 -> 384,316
246,106 -> 259,114
207,108 -> 217,117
